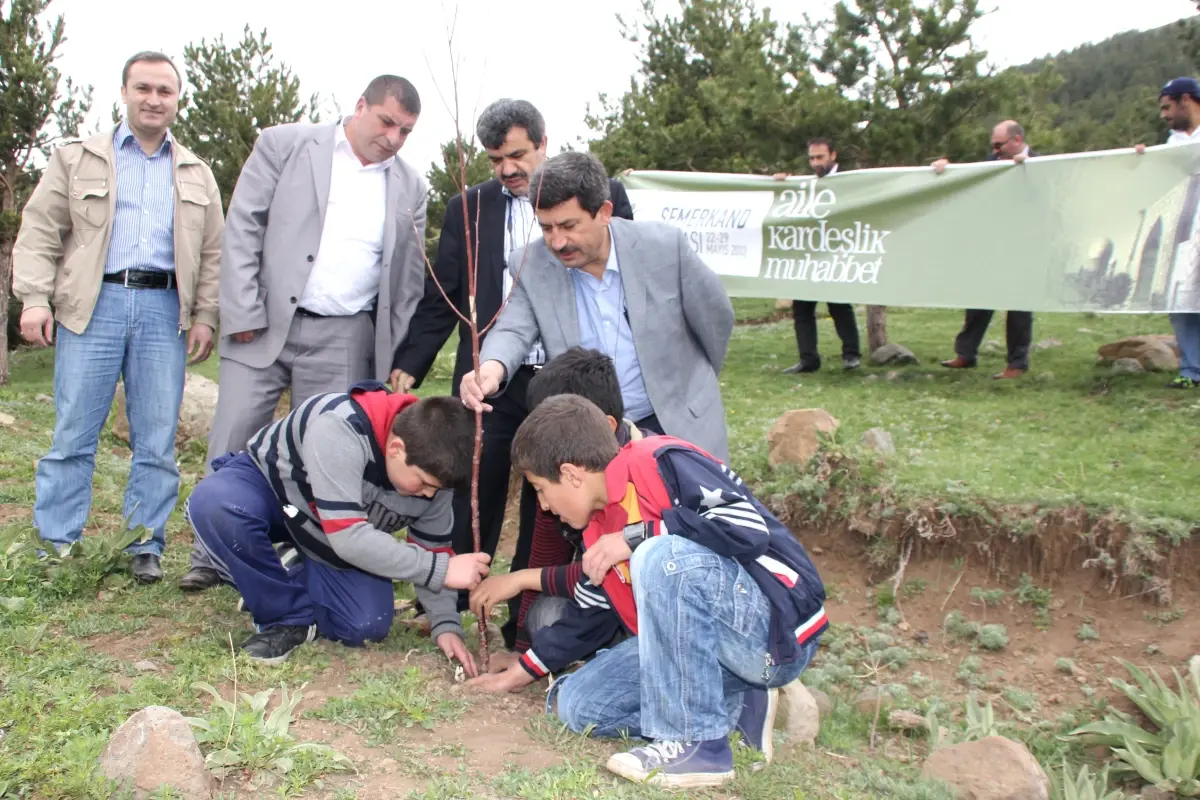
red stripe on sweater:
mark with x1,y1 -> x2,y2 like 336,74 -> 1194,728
322,517 -> 366,534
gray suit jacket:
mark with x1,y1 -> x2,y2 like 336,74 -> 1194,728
481,217 -> 734,460
216,121 -> 428,382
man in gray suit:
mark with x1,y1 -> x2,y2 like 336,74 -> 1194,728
180,75 -> 429,591
460,152 -> 734,461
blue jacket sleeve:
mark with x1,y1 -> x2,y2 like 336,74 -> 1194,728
519,578 -> 623,679
655,448 -> 771,559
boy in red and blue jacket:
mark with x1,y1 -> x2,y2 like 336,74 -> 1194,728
468,394 -> 827,790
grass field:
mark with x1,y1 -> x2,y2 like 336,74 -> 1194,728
0,303 -> 1195,798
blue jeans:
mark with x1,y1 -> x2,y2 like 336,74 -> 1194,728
34,282 -> 186,555
186,453 -> 395,645
551,535 -> 819,743
1170,313 -> 1200,380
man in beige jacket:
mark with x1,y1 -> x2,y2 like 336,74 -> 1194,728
12,51 -> 223,583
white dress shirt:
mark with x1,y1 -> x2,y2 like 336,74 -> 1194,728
502,190 -> 546,366
299,122 -> 391,316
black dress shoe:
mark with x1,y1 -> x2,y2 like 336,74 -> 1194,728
131,553 -> 163,584
178,566 -> 221,591
782,362 -> 821,374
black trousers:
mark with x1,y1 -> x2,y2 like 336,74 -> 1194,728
792,301 -> 861,367
450,365 -> 539,648
953,309 -> 1033,370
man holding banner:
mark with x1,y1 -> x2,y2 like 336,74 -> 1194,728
774,138 -> 862,374
933,121 -> 1038,380
1154,77 -> 1200,390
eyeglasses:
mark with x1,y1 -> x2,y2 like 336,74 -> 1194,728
991,137 -> 1012,151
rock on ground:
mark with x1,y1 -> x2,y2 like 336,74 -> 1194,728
112,375 -> 292,448
1097,335 -> 1180,372
869,343 -> 920,366
99,706 -> 215,799
775,680 -> 820,746
1111,357 -> 1146,374
767,409 -> 840,468
921,735 -> 1049,800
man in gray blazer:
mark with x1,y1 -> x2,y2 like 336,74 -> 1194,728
460,152 -> 734,461
181,75 -> 429,591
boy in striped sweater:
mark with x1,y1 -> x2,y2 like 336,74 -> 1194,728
185,381 -> 492,668
468,394 -> 827,789
467,347 -> 641,667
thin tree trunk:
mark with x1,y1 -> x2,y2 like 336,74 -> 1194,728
866,305 -> 888,353
0,242 -> 12,385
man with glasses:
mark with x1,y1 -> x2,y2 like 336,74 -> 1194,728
932,120 -> 1038,379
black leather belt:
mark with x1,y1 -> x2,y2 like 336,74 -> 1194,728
103,269 -> 175,289
294,307 -> 327,318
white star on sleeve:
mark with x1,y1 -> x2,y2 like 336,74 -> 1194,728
699,485 -> 725,509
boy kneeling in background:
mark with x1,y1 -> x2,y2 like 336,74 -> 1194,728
469,394 -> 827,789
186,382 -> 491,669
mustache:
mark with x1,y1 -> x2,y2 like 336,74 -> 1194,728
554,246 -> 580,257
502,171 -> 528,182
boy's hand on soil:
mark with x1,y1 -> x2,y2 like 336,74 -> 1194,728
469,573 -> 523,619
486,650 -> 520,673
445,552 -> 491,590
467,664 -> 534,693
437,632 -> 479,678
582,533 -> 633,585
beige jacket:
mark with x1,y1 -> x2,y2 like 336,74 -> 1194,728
12,126 -> 223,334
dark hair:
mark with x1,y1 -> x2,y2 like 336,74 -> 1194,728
529,151 -> 611,216
512,394 -> 619,480
362,75 -> 421,115
122,51 -> 181,89
807,137 -> 835,153
476,98 -> 545,150
390,396 -> 473,488
528,347 -> 624,420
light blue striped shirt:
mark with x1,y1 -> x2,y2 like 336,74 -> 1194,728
571,227 -> 654,421
104,120 -> 175,275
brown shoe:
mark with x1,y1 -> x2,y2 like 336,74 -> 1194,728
993,367 -> 1026,380
939,356 -> 975,369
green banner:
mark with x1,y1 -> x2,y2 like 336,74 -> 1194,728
618,143 -> 1200,313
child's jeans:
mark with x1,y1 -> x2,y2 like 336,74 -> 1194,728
185,452 -> 395,646
549,535 -> 820,743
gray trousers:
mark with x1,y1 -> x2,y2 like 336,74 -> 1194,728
189,310 -> 374,569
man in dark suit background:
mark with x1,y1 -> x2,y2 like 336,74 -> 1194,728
391,99 -> 632,644
774,137 -> 862,373
933,120 -> 1038,379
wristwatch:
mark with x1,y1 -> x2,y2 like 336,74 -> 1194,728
622,521 -> 652,550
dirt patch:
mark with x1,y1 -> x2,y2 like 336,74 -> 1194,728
86,618 -> 177,663
806,525 -> 1199,709
0,502 -> 30,524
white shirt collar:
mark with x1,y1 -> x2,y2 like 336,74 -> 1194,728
604,224 -> 619,274
335,118 -> 393,171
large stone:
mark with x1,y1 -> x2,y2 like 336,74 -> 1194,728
111,373 -> 218,448
869,343 -> 920,366
111,375 -> 290,448
1134,341 -> 1179,372
767,409 -> 840,468
775,680 -> 820,745
99,706 -> 215,799
1097,335 -> 1179,362
1111,357 -> 1145,375
807,686 -> 833,718
921,735 -> 1050,800
862,427 -> 895,455
775,298 -> 793,311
